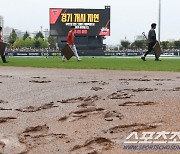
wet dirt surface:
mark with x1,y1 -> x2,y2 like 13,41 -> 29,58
0,66 -> 180,154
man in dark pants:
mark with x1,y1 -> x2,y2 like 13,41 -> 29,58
141,23 -> 161,61
0,26 -> 8,63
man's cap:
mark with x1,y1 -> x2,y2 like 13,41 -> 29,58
151,23 -> 157,27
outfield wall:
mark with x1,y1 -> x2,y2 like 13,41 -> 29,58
5,51 -> 180,57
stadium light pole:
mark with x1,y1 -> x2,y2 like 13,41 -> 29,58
158,0 -> 161,42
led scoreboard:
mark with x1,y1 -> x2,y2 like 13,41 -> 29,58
49,6 -> 110,51
50,6 -> 110,36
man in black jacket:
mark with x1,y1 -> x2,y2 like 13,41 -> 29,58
0,26 -> 8,63
141,23 -> 161,61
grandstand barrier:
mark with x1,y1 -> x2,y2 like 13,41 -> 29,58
5,51 -> 180,57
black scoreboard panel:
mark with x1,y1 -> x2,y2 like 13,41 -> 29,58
50,6 -> 110,37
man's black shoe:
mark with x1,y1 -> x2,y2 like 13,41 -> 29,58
3,61 -> 8,63
141,56 -> 146,61
155,59 -> 161,61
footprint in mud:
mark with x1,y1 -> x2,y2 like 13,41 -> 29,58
16,102 -> 58,112
119,101 -> 157,106
119,78 -> 151,82
23,124 -> 49,133
58,95 -> 101,106
91,87 -> 103,91
0,82 -> 2,83
58,97 -> 85,104
108,91 -> 134,99
153,78 -> 173,81
78,80 -> 99,84
83,95 -> 101,103
168,87 -> 180,91
0,75 -> 13,78
19,133 -> 67,153
120,81 -> 129,85
0,107 -> 12,111
78,80 -> 109,85
29,80 -> 51,83
19,124 -> 67,152
59,114 -> 87,122
98,81 -> 109,85
0,100 -> 8,104
0,141 -> 5,152
156,83 -> 163,85
0,135 -> 27,154
71,137 -> 113,152
72,107 -> 104,115
59,107 -> 104,122
104,111 -> 124,121
77,101 -> 96,108
0,117 -> 16,123
32,76 -> 46,79
104,122 -> 163,134
123,88 -> 158,92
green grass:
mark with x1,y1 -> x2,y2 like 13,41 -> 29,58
0,57 -> 180,72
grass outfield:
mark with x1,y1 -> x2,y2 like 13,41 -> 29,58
0,57 -> 180,72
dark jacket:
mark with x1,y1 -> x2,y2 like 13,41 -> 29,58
148,29 -> 156,43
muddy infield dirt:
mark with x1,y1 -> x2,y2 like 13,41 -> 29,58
0,66 -> 180,154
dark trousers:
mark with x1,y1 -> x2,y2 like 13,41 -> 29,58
144,42 -> 158,59
1,55 -> 7,63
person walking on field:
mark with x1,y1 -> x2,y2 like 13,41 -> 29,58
0,26 -> 8,63
62,25 -> 81,62
141,23 -> 161,61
